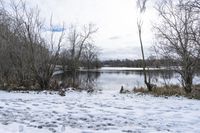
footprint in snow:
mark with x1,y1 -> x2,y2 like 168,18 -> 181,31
18,125 -> 24,132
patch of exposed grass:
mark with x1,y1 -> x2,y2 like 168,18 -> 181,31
132,85 -> 200,99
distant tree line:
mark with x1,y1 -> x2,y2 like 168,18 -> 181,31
100,57 -> 178,68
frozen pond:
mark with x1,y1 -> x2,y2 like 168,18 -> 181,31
0,91 -> 200,133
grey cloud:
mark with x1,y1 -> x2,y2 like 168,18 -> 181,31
108,36 -> 121,40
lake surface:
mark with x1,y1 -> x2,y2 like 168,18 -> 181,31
56,67 -> 200,90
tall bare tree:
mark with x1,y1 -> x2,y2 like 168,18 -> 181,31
137,0 -> 153,91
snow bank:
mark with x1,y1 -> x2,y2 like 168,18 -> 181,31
0,91 -> 200,133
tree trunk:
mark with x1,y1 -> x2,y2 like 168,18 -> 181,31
184,72 -> 193,93
138,23 -> 152,91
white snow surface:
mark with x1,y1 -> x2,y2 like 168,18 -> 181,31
0,90 -> 200,133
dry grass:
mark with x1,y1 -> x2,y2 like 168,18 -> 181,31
190,86 -> 200,99
133,85 -> 200,99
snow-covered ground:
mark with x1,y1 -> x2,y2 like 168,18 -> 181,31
0,90 -> 200,133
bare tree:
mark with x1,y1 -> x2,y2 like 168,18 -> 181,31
0,0 -> 31,86
137,0 -> 153,91
154,0 -> 200,93
58,24 -> 98,88
82,43 -> 100,69
18,5 -> 65,89
187,0 -> 200,9
66,24 -> 98,72
0,0 -> 65,89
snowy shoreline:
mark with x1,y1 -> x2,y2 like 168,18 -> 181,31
0,90 -> 200,133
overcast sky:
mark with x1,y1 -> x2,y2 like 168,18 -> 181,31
27,0 -> 157,60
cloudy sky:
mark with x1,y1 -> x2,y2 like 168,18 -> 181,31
27,0 -> 157,60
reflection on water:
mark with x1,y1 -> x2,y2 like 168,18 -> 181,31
55,67 -> 200,90
55,71 -> 101,90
